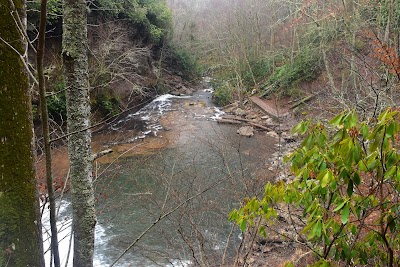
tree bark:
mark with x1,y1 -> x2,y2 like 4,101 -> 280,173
62,0 -> 96,266
0,0 -> 45,266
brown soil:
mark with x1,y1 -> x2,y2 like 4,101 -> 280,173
36,95 -> 219,191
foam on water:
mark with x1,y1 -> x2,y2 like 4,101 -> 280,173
203,76 -> 212,83
42,200 -> 108,267
110,94 -> 191,140
209,107 -> 225,121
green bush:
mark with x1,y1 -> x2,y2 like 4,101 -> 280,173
230,108 -> 400,266
94,0 -> 172,43
95,94 -> 120,117
166,45 -> 202,79
27,0 -> 172,44
47,81 -> 66,120
27,0 -> 62,26
242,53 -> 286,89
242,57 -> 274,88
267,46 -> 321,94
212,80 -> 234,106
365,0 -> 400,30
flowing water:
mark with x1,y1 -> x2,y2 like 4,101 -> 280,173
43,80 -> 278,266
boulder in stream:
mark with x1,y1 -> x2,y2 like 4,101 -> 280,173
237,126 -> 254,137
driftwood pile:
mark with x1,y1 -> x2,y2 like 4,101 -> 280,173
216,115 -> 281,132
216,114 -> 291,139
217,93 -> 317,137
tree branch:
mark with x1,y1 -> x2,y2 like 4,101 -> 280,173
109,178 -> 227,267
0,36 -> 38,85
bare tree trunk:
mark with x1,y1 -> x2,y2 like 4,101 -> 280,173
36,0 -> 60,266
62,0 -> 96,266
384,0 -> 393,43
0,0 -> 45,266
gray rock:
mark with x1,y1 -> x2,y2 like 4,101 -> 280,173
264,118 -> 274,124
171,90 -> 181,96
234,108 -> 245,116
245,113 -> 258,120
185,88 -> 193,95
266,131 -> 279,138
237,126 -> 254,137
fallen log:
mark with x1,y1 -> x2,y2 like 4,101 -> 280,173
248,122 -> 272,131
221,115 -> 240,120
290,94 -> 316,109
221,115 -> 284,129
92,149 -> 113,160
216,118 -> 242,124
222,116 -> 257,123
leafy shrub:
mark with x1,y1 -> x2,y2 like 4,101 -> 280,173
242,53 -> 286,88
242,57 -> 275,88
266,46 -> 321,94
93,0 -> 172,43
27,0 -> 172,43
230,108 -> 400,266
365,0 -> 400,30
47,82 -> 66,120
166,45 -> 202,79
95,94 -> 120,117
212,80 -> 234,106
27,0 -> 62,26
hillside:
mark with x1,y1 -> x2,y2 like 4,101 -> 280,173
166,1 -> 400,266
28,0 -> 200,124
168,0 -> 400,117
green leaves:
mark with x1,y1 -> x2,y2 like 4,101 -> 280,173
340,204 -> 350,224
292,120 -> 310,135
94,0 -> 172,43
333,200 -> 347,212
305,218 -> 323,239
230,108 -> 400,266
347,180 -> 354,197
240,219 -> 247,232
320,169 -> 333,188
329,112 -> 345,126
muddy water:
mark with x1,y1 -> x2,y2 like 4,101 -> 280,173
43,82 -> 278,266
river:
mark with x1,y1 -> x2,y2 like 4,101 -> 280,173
43,80 -> 278,266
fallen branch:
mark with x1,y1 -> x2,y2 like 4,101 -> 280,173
222,116 -> 257,123
92,149 -> 113,161
248,122 -> 272,131
218,117 -> 281,132
216,118 -> 242,124
290,94 -> 316,109
109,178 -> 227,267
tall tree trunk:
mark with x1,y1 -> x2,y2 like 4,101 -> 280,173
62,0 -> 96,266
37,0 -> 61,266
0,0 -> 45,266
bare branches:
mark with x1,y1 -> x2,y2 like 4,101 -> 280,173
0,36 -> 38,84
36,0 -> 61,265
109,178 -> 227,267
88,21 -> 151,101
